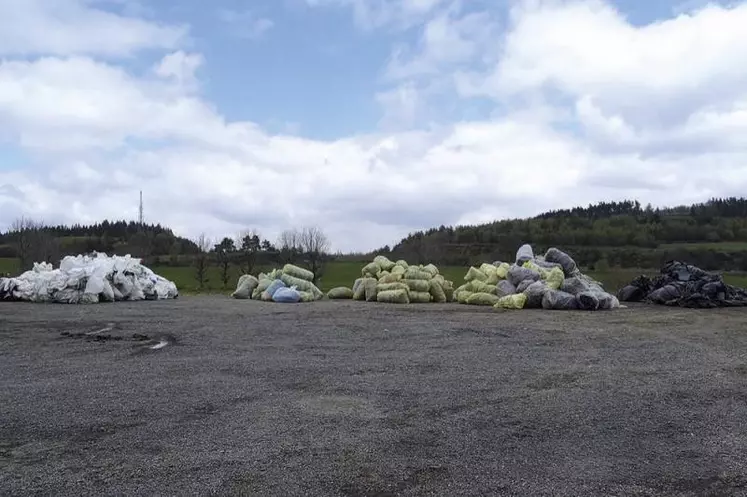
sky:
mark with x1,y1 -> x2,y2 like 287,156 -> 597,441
1,0 -> 746,252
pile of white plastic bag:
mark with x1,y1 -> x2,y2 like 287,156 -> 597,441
0,252 -> 178,304
231,264 -> 324,303
455,244 -> 621,311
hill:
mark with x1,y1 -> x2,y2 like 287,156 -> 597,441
380,198 -> 747,271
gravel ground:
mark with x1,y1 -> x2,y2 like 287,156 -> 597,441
1,296 -> 747,497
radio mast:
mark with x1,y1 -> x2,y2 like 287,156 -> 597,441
138,191 -> 144,226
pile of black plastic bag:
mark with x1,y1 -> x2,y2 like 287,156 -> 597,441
618,261 -> 747,308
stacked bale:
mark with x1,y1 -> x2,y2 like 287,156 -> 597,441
231,263 -> 324,302
456,244 -> 619,311
351,255 -> 455,304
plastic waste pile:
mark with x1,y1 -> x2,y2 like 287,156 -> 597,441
231,263 -> 324,303
335,255 -> 454,304
618,261 -> 747,308
455,244 -> 620,311
0,253 -> 178,304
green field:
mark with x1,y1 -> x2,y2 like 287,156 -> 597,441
657,242 -> 747,252
2,257 -> 746,295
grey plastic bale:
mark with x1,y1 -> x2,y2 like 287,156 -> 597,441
542,290 -> 579,310
497,280 -> 516,296
507,265 -> 540,287
515,244 -> 535,265
544,247 -> 579,277
524,281 -> 549,308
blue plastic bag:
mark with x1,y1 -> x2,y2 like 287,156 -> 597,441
262,279 -> 286,300
272,286 -> 301,303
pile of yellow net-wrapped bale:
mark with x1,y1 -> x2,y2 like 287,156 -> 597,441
231,264 -> 324,302
327,255 -> 455,304
456,244 -> 620,311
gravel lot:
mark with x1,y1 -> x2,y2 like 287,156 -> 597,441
2,296 -> 747,497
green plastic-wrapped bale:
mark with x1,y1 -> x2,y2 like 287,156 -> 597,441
465,292 -> 500,306
395,260 -> 409,269
409,291 -> 432,303
283,264 -> 314,282
327,287 -> 353,299
545,267 -> 565,291
377,289 -> 410,304
391,265 -> 406,276
495,263 -> 510,279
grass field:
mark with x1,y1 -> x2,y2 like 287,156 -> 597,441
2,257 -> 746,294
658,241 -> 747,252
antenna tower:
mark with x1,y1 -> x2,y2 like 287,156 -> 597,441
138,191 -> 144,226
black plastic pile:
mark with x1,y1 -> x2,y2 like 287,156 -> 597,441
618,261 -> 747,308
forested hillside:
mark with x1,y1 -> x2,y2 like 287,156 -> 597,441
381,198 -> 747,271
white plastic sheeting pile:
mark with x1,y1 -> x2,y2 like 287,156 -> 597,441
0,253 -> 178,304
455,244 -> 621,311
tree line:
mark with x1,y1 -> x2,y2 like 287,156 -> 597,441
375,197 -> 747,271
0,218 -> 332,290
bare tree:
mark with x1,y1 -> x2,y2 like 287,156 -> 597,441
10,217 -> 59,271
298,226 -> 330,284
192,233 -> 211,291
277,228 -> 301,264
236,229 -> 261,274
213,237 -> 236,290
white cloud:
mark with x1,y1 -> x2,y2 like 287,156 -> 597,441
305,0 -> 450,30
0,0 -> 187,56
217,9 -> 274,39
2,0 -> 747,252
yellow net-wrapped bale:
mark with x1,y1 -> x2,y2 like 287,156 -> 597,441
409,291 -> 432,303
465,292 -> 500,306
362,262 -> 380,278
423,264 -> 439,278
404,268 -> 432,280
495,263 -> 510,279
429,279 -> 447,303
442,281 -> 455,302
377,289 -> 410,304
391,265 -> 406,276
280,273 -> 323,300
405,279 -> 430,293
283,264 -> 314,281
298,291 -> 316,302
327,287 -> 353,299
378,272 -> 402,284
457,290 -> 472,304
546,267 -> 565,291
464,266 -> 488,282
232,275 -> 259,299
353,278 -> 374,300
373,255 -> 396,271
377,282 -> 409,292
466,280 -> 496,294
494,293 -> 527,310
364,278 -> 378,302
